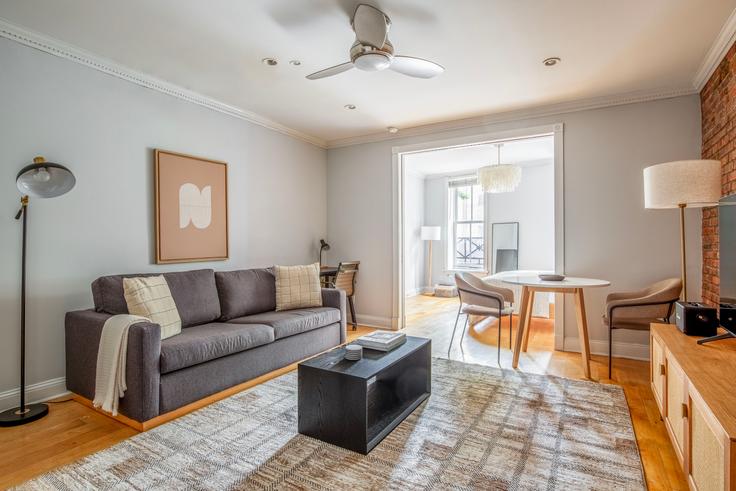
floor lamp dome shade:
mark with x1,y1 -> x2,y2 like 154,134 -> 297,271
643,160 -> 721,209
0,156 -> 75,427
16,157 -> 76,198
642,159 -> 721,303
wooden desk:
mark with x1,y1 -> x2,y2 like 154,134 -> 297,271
320,266 -> 338,287
500,274 -> 610,378
651,323 -> 736,490
320,266 -> 338,277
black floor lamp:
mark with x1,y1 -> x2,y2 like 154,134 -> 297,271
0,157 -> 75,427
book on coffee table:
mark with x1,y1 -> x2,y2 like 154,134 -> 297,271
356,331 -> 406,351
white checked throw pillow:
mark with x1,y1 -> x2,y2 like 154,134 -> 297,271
274,263 -> 322,311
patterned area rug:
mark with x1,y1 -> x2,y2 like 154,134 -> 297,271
20,359 -> 645,490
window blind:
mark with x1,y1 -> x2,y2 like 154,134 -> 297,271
448,175 -> 478,188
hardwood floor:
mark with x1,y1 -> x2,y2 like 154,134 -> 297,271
1,300 -> 685,490
0,328 -> 371,489
403,294 -> 687,490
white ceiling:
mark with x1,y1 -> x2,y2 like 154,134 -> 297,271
1,0 -> 734,145
405,135 -> 554,177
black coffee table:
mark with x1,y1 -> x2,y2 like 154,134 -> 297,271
297,336 -> 431,454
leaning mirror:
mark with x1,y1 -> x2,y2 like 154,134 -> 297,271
491,222 -> 519,273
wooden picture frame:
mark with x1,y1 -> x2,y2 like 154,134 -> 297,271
154,149 -> 229,264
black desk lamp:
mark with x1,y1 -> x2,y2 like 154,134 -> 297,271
0,157 -> 75,427
319,239 -> 330,267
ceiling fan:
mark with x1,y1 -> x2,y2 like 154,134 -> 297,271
306,4 -> 444,80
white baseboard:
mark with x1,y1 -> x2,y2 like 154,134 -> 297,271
0,377 -> 69,411
563,337 -> 649,361
356,314 -> 393,330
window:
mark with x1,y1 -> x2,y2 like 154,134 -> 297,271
448,177 -> 485,270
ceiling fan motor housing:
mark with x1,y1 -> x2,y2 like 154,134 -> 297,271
350,40 -> 394,71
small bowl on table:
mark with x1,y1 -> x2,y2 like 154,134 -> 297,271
538,273 -> 566,282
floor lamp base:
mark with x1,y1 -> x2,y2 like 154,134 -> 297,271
0,402 -> 48,427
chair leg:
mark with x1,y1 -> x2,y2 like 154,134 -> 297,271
448,306 -> 462,357
497,316 -> 502,366
459,315 -> 469,351
348,295 -> 357,331
508,312 -> 513,349
608,327 -> 613,379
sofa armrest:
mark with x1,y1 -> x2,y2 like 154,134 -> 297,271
322,288 -> 347,343
65,309 -> 162,422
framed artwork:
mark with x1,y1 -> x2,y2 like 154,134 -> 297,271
154,149 -> 228,264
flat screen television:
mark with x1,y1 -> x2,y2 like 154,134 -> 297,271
720,194 -> 736,306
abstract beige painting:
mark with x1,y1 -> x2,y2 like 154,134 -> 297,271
155,149 -> 228,264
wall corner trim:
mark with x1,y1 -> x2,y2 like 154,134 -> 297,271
694,7 -> 736,92
0,17 -> 327,149
563,337 -> 650,361
328,87 -> 697,148
0,377 -> 69,411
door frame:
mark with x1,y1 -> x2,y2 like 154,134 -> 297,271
391,123 -> 565,350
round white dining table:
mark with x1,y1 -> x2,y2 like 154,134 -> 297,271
499,274 -> 610,378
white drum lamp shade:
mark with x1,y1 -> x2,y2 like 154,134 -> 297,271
421,226 -> 441,241
642,159 -> 721,301
643,160 -> 721,209
478,165 -> 522,193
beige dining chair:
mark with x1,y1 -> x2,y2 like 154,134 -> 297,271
330,261 -> 360,330
603,278 -> 682,377
450,272 -> 514,365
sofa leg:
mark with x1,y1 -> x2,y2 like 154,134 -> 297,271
348,295 -> 357,330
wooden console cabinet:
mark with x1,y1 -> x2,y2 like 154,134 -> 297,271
651,323 -> 736,490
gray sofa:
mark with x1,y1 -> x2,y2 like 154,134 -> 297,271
65,268 -> 346,423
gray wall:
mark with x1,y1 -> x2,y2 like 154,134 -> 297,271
326,95 -> 702,354
403,170 -> 425,296
423,163 -> 555,288
0,38 -> 327,395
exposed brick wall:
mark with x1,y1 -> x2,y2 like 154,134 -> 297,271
701,42 -> 736,305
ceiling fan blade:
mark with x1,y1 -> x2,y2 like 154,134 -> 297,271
306,62 -> 354,80
389,55 -> 444,79
352,4 -> 389,48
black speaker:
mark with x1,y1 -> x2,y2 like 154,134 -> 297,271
675,302 -> 718,336
720,303 -> 736,333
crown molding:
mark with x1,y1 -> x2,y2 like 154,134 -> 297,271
0,17 -> 328,149
1,13 -> 724,151
326,86 -> 697,148
694,7 -> 736,92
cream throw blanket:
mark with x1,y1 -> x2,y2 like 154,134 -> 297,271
93,314 -> 150,416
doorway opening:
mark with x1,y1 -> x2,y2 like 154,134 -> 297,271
391,125 -> 564,368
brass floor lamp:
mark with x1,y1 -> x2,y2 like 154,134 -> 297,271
0,157 -> 75,427
643,159 -> 721,302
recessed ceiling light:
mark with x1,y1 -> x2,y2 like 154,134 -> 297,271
387,126 -> 399,134
543,57 -> 561,67
262,58 -> 278,66
344,104 -> 356,110
289,60 -> 301,66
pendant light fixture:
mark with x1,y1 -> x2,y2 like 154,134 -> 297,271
477,143 -> 522,193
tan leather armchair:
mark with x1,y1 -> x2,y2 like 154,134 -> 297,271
451,272 -> 514,365
603,278 -> 682,377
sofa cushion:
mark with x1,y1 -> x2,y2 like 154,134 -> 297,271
274,264 -> 322,311
229,307 -> 340,340
123,276 -> 181,339
215,268 -> 276,320
92,269 -> 221,328
160,322 -> 274,374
